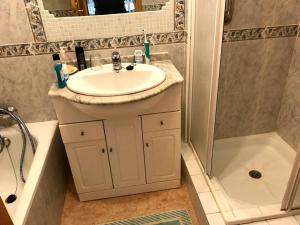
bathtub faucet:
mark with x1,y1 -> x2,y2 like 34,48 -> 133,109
0,135 -> 11,154
0,106 -> 17,128
0,106 -> 36,183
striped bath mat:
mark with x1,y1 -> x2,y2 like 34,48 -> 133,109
102,209 -> 192,225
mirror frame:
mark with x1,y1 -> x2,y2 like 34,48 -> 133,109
0,0 -> 184,58
27,0 -> 184,43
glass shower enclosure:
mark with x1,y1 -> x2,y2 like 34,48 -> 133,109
188,0 -> 300,223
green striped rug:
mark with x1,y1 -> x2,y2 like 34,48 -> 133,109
102,209 -> 192,225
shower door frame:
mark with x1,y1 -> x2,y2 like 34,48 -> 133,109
282,146 -> 300,210
185,0 -> 225,176
185,0 -> 300,218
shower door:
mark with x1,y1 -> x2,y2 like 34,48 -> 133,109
189,0 -> 225,175
282,147 -> 300,210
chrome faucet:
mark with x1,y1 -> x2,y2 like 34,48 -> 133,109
112,51 -> 122,73
0,135 -> 10,154
0,106 -> 17,128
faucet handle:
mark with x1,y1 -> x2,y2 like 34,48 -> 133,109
7,106 -> 17,113
112,51 -> 121,62
0,106 -> 17,114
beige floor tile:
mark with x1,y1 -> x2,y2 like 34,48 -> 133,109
60,180 -> 201,225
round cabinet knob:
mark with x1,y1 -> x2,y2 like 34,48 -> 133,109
145,143 -> 149,147
80,131 -> 85,136
110,148 -> 113,152
102,149 -> 105,153
160,121 -> 164,125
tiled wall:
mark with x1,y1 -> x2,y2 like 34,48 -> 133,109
215,37 -> 295,139
0,0 -> 187,123
215,0 -> 300,140
0,0 -> 34,45
224,0 -> 300,30
277,37 -> 300,150
0,43 -> 186,122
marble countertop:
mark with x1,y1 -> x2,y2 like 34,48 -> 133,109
48,56 -> 184,105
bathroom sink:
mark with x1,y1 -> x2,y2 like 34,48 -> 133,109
67,63 -> 166,97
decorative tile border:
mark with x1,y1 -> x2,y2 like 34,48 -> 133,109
24,0 -> 47,42
264,25 -> 299,39
223,27 -> 266,42
0,31 -> 187,58
175,0 -> 185,30
223,24 -> 299,42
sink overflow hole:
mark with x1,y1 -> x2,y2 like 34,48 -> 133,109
249,170 -> 262,179
5,194 -> 17,204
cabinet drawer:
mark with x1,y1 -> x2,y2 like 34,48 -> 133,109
142,111 -> 181,132
59,121 -> 105,143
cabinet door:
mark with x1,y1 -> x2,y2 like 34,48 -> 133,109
143,129 -> 181,183
104,118 -> 146,188
65,140 -> 113,193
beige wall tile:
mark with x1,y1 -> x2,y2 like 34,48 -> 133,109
215,38 -> 295,139
224,0 -> 300,31
272,0 -> 300,25
252,38 -> 295,133
277,37 -> 300,150
0,43 -> 186,123
0,55 -> 57,122
215,40 -> 266,138
224,0 -> 276,30
0,0 -> 34,45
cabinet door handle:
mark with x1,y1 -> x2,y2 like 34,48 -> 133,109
80,131 -> 85,136
145,143 -> 149,147
109,148 -> 113,152
102,148 -> 105,153
160,121 -> 164,125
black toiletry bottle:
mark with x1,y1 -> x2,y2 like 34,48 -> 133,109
75,46 -> 87,71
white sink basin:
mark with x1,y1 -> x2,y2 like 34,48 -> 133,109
67,63 -> 166,97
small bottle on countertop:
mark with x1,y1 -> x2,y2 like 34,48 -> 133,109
75,46 -> 87,71
52,53 -> 66,88
134,49 -> 143,64
59,47 -> 69,81
143,29 -> 151,64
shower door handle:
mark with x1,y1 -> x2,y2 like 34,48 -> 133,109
224,0 -> 234,25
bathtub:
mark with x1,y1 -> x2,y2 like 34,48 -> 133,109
0,121 -> 68,225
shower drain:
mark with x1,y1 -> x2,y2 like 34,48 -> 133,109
249,170 -> 262,179
5,194 -> 17,204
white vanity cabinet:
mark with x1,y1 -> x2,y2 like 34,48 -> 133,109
59,121 -> 113,194
51,81 -> 183,201
143,130 -> 181,183
103,118 -> 146,188
142,111 -> 181,183
58,112 -> 181,201
65,140 -> 113,193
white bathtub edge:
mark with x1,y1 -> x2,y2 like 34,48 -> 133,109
12,120 -> 58,225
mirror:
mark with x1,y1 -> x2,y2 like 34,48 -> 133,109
42,0 -> 170,17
